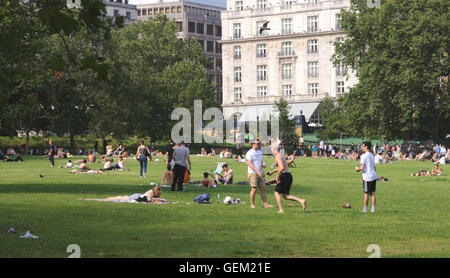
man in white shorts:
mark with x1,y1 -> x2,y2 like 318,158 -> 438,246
246,140 -> 274,209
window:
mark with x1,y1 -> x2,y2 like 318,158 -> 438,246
308,83 -> 318,95
307,16 -> 319,32
207,24 -> 214,36
307,39 -> 318,54
176,21 -> 183,32
207,41 -> 214,53
257,86 -> 268,98
216,58 -> 222,70
257,44 -> 267,58
177,6 -> 182,13
282,85 -> 292,97
165,7 -> 170,14
257,65 -> 267,81
335,14 -> 342,30
138,9 -> 141,16
234,67 -> 242,82
234,46 -> 241,59
336,82 -> 345,94
281,18 -> 293,35
197,40 -> 204,50
281,42 -> 292,56
336,61 -> 345,76
188,21 -> 196,33
114,9 -> 119,16
126,11 -> 131,19
197,23 -> 204,34
257,21 -> 269,37
257,0 -> 267,11
307,61 -> 319,78
307,0 -> 319,7
215,42 -> 222,54
336,37 -> 344,44
233,23 -> 241,38
235,1 -> 243,11
215,25 -> 222,37
282,64 -> 292,80
171,6 -> 176,13
282,0 -> 293,8
234,88 -> 242,100
148,9 -> 153,15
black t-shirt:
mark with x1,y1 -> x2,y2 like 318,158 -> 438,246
49,145 -> 56,156
167,143 -> 175,161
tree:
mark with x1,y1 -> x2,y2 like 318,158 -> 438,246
273,99 -> 298,143
332,0 -> 449,141
316,97 -> 349,140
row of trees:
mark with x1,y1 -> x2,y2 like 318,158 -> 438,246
0,0 -> 217,152
317,0 -> 449,142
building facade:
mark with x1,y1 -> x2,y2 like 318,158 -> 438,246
136,0 -> 226,103
221,0 -> 357,124
68,0 -> 138,24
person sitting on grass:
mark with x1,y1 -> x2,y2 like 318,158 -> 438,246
3,154 -> 24,162
214,164 -> 233,185
411,163 -> 442,177
219,149 -> 225,158
161,165 -> 174,186
59,160 -> 73,168
70,159 -> 105,174
201,172 -> 213,188
111,156 -> 125,170
208,148 -> 216,156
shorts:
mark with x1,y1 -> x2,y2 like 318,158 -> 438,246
218,177 -> 233,185
248,173 -> 265,188
275,172 -> 293,195
363,180 -> 376,193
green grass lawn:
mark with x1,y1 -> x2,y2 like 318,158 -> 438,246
0,155 -> 449,258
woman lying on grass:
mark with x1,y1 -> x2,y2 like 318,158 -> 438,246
84,186 -> 165,203
410,163 -> 442,176
70,159 -> 106,174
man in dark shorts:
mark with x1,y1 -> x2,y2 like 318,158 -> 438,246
48,140 -> 56,167
355,141 -> 377,213
267,141 -> 306,213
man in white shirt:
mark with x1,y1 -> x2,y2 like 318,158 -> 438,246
246,140 -> 274,209
355,141 -> 377,213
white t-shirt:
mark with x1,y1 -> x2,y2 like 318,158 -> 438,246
360,152 -> 377,181
246,148 -> 263,174
374,154 -> 383,164
66,162 -> 73,168
104,161 -> 111,169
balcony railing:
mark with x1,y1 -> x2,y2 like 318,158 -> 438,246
242,93 -> 329,104
278,50 -> 296,57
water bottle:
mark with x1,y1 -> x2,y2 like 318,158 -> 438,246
217,194 -> 220,203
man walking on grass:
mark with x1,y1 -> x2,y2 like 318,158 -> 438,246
355,141 -> 377,213
246,140 -> 273,209
48,140 -> 56,167
267,142 -> 306,213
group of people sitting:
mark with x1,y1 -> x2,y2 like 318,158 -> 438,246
200,163 -> 234,188
66,155 -> 126,174
0,148 -> 24,162
411,162 -> 443,177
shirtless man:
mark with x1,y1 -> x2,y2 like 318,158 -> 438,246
267,142 -> 306,213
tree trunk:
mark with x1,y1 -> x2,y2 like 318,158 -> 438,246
70,132 -> 75,153
25,130 -> 30,155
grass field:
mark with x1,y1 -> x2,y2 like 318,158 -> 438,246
0,155 -> 449,258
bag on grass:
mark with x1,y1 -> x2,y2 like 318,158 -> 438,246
193,193 -> 210,204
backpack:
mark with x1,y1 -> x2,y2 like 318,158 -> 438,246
193,193 -> 211,204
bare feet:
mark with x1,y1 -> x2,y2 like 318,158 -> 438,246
251,204 -> 256,208
277,210 -> 284,213
301,200 -> 307,211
